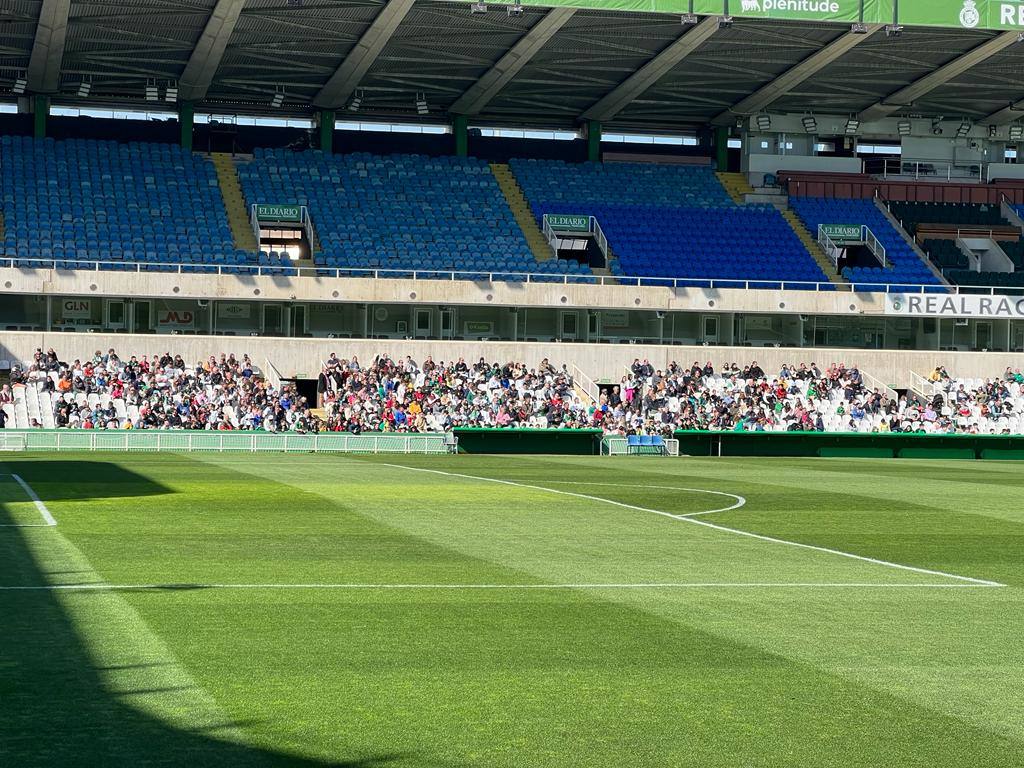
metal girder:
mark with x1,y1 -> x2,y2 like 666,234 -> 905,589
313,0 -> 417,110
859,31 -> 1021,122
449,7 -> 575,116
984,99 -> 1024,126
178,0 -> 246,103
711,25 -> 883,126
26,0 -> 71,93
579,16 -> 719,124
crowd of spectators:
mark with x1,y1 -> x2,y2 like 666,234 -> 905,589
3,347 -> 1023,435
318,353 -> 591,432
8,347 -> 317,431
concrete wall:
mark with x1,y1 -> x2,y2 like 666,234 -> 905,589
0,266 -> 888,317
3,330 -> 1020,389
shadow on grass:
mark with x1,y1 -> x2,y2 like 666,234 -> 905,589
0,463 -> 407,768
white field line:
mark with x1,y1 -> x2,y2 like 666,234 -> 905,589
540,481 -> 745,517
378,463 -> 1005,588
0,473 -> 57,526
0,582 -> 1000,591
0,467 -> 249,741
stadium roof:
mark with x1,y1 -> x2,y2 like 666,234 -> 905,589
3,0 -> 1024,132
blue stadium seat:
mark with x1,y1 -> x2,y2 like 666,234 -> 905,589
0,136 -> 239,270
509,159 -> 830,288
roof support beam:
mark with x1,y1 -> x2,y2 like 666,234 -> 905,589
313,0 -> 416,110
579,16 -> 719,124
26,0 -> 71,94
983,99 -> 1024,126
178,0 -> 246,103
449,7 -> 576,116
859,31 -> 1021,122
711,25 -> 883,126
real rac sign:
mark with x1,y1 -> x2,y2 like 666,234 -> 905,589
887,293 -> 1024,318
546,214 -> 590,233
255,204 -> 302,222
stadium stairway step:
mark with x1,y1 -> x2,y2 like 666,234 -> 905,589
779,208 -> 848,287
716,172 -> 754,205
590,265 -> 617,285
211,152 -> 259,252
490,163 -> 554,262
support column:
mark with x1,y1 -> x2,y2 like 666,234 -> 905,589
32,95 -> 49,139
586,119 -> 601,163
317,109 -> 335,153
452,114 -> 468,157
179,101 -> 195,151
714,126 -> 730,171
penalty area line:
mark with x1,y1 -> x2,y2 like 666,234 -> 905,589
0,582 -> 1004,591
376,463 -> 1005,588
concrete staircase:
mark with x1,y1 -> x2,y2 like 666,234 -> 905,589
211,153 -> 258,252
491,163 -> 553,262
716,171 -> 753,204
779,208 -> 847,287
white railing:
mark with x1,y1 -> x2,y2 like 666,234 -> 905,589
909,371 -> 944,401
593,218 -> 610,261
860,370 -> 898,401
570,362 -> 599,403
1,430 -> 456,454
817,225 -> 843,268
3,253 -> 1012,294
864,227 -> 887,268
877,158 -> 985,182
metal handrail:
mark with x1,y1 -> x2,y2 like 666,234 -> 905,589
1,253 -> 1017,295
817,225 -> 842,268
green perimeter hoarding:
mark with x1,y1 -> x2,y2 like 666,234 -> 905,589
466,0 -> 1024,32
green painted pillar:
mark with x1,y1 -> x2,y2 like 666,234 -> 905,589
453,115 -> 469,157
317,109 -> 335,153
714,126 -> 730,171
179,101 -> 195,151
586,119 -> 601,163
32,95 -> 49,139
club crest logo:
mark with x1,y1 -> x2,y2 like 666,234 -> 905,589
740,0 -> 760,11
959,0 -> 980,28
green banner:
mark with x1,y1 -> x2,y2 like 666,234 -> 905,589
898,0 -> 1024,29
255,204 -> 302,222
459,1 -> 1023,31
822,224 -> 863,243
546,214 -> 591,233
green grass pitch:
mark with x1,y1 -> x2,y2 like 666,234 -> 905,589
2,452 -> 1023,767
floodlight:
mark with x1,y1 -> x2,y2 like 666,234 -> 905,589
471,2 -> 487,12
755,113 -> 771,131
681,12 -> 699,25
145,79 -> 159,101
415,93 -> 428,115
12,77 -> 26,95
1010,123 -> 1024,141
801,115 -> 817,133
897,119 -> 912,136
845,118 -> 860,135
